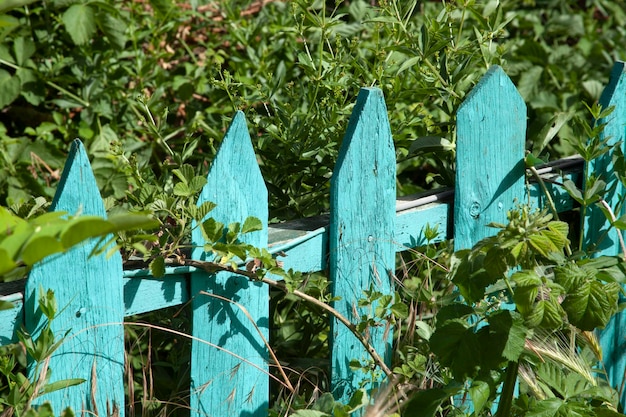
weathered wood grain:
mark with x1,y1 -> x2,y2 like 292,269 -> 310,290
25,140 -> 125,416
189,111 -> 270,417
329,87 -> 396,405
454,65 -> 527,251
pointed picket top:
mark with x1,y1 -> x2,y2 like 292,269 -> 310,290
25,139 -> 125,416
192,110 -> 268,255
584,61 -> 626,407
329,87 -> 395,404
454,65 -> 527,251
190,111 -> 270,417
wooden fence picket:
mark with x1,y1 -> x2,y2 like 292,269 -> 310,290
190,111 -> 270,417
24,139 -> 125,416
329,87 -> 396,405
453,65 -> 527,411
454,65 -> 527,251
583,61 -> 626,407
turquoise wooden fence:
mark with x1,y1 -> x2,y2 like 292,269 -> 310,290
0,61 -> 625,416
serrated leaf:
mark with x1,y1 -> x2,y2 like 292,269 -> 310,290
526,299 -> 564,329
173,182 -> 191,197
391,302 -> 409,319
172,164 -> 195,184
526,398 -> 564,417
487,310 -> 528,362
195,201 -> 217,221
562,280 -> 619,330
430,319 -> 480,379
512,269 -> 542,287
528,233 -> 558,258
188,176 -> 207,194
201,217 -> 223,243
242,217 -> 263,234
62,4 -> 96,45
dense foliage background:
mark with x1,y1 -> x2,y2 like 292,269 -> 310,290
1,0 -> 624,217
1,0 -> 626,416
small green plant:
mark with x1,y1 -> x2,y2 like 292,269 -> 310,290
1,289 -> 79,417
400,207 -> 624,417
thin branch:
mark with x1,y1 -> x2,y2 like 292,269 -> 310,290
197,290 -> 295,393
184,258 -> 394,378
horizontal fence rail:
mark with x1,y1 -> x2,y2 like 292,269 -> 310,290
0,61 -> 625,416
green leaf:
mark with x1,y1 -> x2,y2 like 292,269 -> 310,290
451,252 -> 496,303
0,69 -> 21,108
402,386 -> 462,417
21,235 -> 64,265
525,299 -> 564,330
188,176 -> 207,194
469,380 -> 491,415
526,398 -> 564,417
242,217 -> 263,234
562,180 -> 583,204
173,182 -> 191,197
106,213 -> 159,232
0,248 -> 17,275
391,301 -> 409,319
290,411 -> 331,417
62,4 -> 96,45
533,112 -> 573,155
525,153 -> 546,168
436,303 -> 475,324
201,217 -> 223,242
41,378 -> 86,394
13,37 -> 35,66
149,256 -> 166,278
0,299 -> 15,310
347,388 -> 368,411
561,280 -> 619,330
487,310 -> 528,362
528,233 -> 558,258
96,11 -> 127,49
408,136 -> 454,155
430,319 -> 481,379
60,216 -> 113,248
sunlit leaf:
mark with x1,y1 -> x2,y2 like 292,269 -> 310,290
62,3 -> 96,45
242,217 -> 263,234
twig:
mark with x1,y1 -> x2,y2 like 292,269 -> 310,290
197,290 -> 295,393
184,258 -> 394,378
